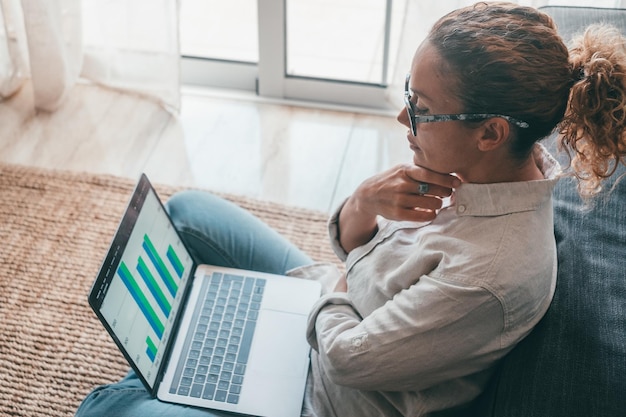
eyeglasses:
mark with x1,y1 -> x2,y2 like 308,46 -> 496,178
403,74 -> 529,136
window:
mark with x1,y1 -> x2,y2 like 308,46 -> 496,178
180,0 -> 405,110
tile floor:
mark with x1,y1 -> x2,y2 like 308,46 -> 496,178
0,82 -> 410,213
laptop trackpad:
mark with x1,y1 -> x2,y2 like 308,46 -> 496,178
248,310 -> 310,378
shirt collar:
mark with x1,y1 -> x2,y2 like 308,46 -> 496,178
451,144 -> 561,217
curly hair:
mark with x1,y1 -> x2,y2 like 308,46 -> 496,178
426,2 -> 626,197
561,24 -> 626,197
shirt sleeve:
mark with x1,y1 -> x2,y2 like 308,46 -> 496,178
306,275 -> 506,392
328,198 -> 349,261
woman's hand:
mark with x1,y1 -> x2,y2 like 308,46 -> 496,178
338,164 -> 461,253
352,164 -> 459,222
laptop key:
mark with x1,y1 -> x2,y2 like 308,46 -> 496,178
190,383 -> 203,398
215,390 -> 228,402
237,320 -> 256,364
234,363 -> 246,375
243,278 -> 254,294
202,383 -> 216,400
227,394 -> 240,404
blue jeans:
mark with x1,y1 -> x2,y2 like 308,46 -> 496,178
75,190 -> 313,417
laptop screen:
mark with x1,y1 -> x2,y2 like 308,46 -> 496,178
89,175 -> 194,390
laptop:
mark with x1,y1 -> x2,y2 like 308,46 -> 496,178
88,173 -> 321,417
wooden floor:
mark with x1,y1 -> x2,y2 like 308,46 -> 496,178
0,82 -> 409,213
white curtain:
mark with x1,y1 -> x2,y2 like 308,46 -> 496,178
0,0 -> 180,113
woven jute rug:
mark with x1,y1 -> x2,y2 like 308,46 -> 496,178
0,163 -> 337,417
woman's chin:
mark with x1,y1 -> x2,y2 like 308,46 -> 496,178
413,154 -> 427,168
412,155 -> 453,176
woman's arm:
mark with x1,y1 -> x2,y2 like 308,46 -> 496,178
307,277 -> 504,392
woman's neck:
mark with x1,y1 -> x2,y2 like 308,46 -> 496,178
459,152 -> 544,184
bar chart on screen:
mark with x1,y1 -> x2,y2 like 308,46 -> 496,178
99,194 -> 193,386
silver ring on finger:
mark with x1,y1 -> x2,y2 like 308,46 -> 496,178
418,182 -> 430,195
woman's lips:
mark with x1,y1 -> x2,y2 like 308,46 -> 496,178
408,137 -> 420,152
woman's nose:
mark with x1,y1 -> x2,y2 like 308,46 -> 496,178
397,107 -> 410,128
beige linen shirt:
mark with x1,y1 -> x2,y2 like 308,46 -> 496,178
294,145 -> 560,417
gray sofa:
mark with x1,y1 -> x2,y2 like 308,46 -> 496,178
469,6 -> 626,417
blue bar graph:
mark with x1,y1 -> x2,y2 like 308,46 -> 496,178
142,234 -> 178,297
146,336 -> 157,362
137,257 -> 172,318
167,245 -> 184,278
117,262 -> 164,339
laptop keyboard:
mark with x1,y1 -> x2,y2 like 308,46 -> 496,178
169,272 -> 266,404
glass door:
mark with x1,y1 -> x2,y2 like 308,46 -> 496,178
180,0 -> 259,90
180,0 -> 405,110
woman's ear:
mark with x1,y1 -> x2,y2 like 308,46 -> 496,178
477,118 -> 510,151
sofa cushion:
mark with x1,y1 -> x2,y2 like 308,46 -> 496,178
468,6 -> 626,417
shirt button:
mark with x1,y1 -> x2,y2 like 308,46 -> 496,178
458,205 -> 467,213
353,339 -> 362,347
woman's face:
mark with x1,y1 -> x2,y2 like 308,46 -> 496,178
397,41 -> 483,179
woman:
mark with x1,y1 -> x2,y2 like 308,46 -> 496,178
76,2 -> 626,416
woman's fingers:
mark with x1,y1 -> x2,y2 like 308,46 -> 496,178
352,163 -> 461,223
403,165 -> 461,197
379,164 -> 460,221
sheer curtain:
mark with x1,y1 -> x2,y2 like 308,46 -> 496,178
0,0 -> 179,113
386,0 -> 626,109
